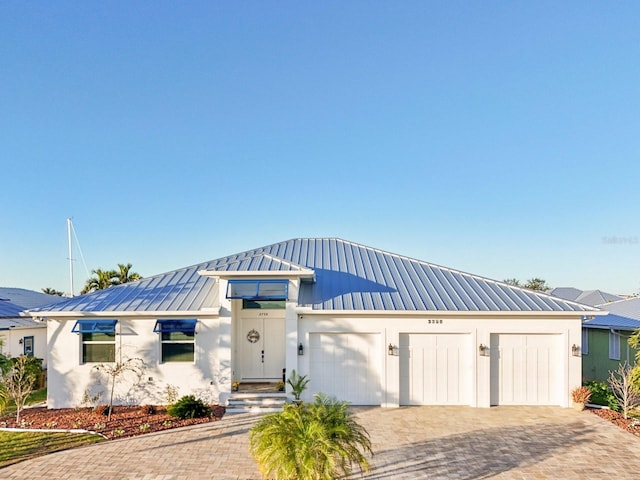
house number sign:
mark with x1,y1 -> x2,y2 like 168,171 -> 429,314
247,329 -> 260,343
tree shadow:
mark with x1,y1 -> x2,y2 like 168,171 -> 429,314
353,421 -> 595,479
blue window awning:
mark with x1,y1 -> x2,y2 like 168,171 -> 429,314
72,319 -> 117,334
226,279 -> 288,300
153,319 -> 197,334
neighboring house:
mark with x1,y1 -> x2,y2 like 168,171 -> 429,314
0,287 -> 66,366
26,238 -> 599,409
581,297 -> 640,383
548,287 -> 623,307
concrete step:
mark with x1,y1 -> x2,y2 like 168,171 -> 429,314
226,392 -> 288,414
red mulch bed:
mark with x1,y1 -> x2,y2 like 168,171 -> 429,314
0,405 -> 225,440
588,407 -> 640,436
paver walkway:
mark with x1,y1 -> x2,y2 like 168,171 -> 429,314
3,406 -> 640,479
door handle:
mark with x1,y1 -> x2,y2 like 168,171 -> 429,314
261,350 -> 264,363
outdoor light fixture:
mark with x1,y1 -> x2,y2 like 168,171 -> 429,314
388,343 -> 399,356
479,344 -> 489,356
571,344 -> 581,356
298,343 -> 304,356
18,338 -> 23,344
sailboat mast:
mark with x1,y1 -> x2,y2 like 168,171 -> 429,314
67,218 -> 74,297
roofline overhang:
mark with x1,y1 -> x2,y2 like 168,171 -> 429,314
198,269 -> 315,281
22,307 -> 221,319
583,324 -> 638,331
294,307 -> 603,317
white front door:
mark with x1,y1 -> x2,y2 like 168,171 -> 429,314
240,315 -> 285,380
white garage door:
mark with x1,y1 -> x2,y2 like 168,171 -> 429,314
309,333 -> 381,405
400,333 -> 472,405
490,334 -> 562,406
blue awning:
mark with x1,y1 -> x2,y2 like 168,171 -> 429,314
153,319 -> 197,334
71,319 -> 117,334
226,279 -> 288,300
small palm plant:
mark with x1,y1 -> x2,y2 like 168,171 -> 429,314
250,393 -> 372,480
286,369 -> 309,401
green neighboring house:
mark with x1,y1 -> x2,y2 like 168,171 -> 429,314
582,313 -> 640,383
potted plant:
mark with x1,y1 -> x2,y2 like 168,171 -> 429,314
277,381 -> 285,392
571,386 -> 592,411
286,370 -> 309,404
232,381 -> 240,392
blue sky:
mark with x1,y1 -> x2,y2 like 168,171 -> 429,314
1,1 -> 639,296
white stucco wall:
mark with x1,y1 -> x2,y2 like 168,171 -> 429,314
0,325 -> 47,367
47,315 -> 226,409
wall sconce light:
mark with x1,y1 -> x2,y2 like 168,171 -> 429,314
571,344 -> 581,356
388,343 -> 399,356
298,343 -> 304,356
479,344 -> 489,356
19,338 -> 23,344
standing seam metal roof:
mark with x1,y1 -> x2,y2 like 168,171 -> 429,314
29,238 -> 595,314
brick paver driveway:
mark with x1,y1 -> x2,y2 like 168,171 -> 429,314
3,406 -> 640,479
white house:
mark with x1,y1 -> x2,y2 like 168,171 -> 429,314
1,287 -> 65,366
26,238 -> 600,409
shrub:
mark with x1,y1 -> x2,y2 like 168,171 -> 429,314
250,393 -> 372,480
167,395 -> 211,419
140,404 -> 156,415
586,380 -> 619,411
571,386 -> 592,404
94,404 -> 111,416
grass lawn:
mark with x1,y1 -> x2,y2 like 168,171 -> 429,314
0,430 -> 105,468
0,387 -> 104,468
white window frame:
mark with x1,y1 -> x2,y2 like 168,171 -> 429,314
609,330 -> 621,360
581,328 -> 589,355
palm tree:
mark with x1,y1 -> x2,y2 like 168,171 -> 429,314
250,393 -> 372,480
81,268 -> 118,294
114,263 -> 141,285
41,288 -> 64,296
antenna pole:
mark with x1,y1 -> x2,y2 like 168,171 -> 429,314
67,218 -> 74,297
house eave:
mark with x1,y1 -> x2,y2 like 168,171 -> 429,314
198,269 -> 315,280
295,307 -> 602,317
23,307 -> 221,319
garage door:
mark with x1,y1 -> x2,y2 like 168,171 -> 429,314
309,333 -> 381,405
400,333 -> 472,405
490,334 -> 562,406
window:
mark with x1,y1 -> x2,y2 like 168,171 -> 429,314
242,299 -> 286,309
72,320 -> 117,363
581,329 -> 589,355
226,280 -> 288,300
609,330 -> 620,360
154,319 -> 197,363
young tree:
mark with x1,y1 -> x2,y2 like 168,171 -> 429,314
1,355 -> 37,423
608,362 -> 640,419
92,357 -> 145,420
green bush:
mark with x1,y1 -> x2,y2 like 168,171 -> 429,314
586,381 -> 619,411
250,393 -> 372,480
167,395 -> 211,419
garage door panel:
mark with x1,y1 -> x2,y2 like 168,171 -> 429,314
490,334 -> 561,406
309,333 -> 381,405
400,333 -> 471,406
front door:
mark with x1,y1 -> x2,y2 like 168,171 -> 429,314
23,336 -> 34,357
240,315 -> 285,380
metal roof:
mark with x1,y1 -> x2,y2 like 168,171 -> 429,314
0,300 -> 26,317
596,297 -> 640,321
583,313 -> 640,331
0,287 -> 67,312
0,317 -> 44,330
29,238 -> 595,314
549,287 -> 623,307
